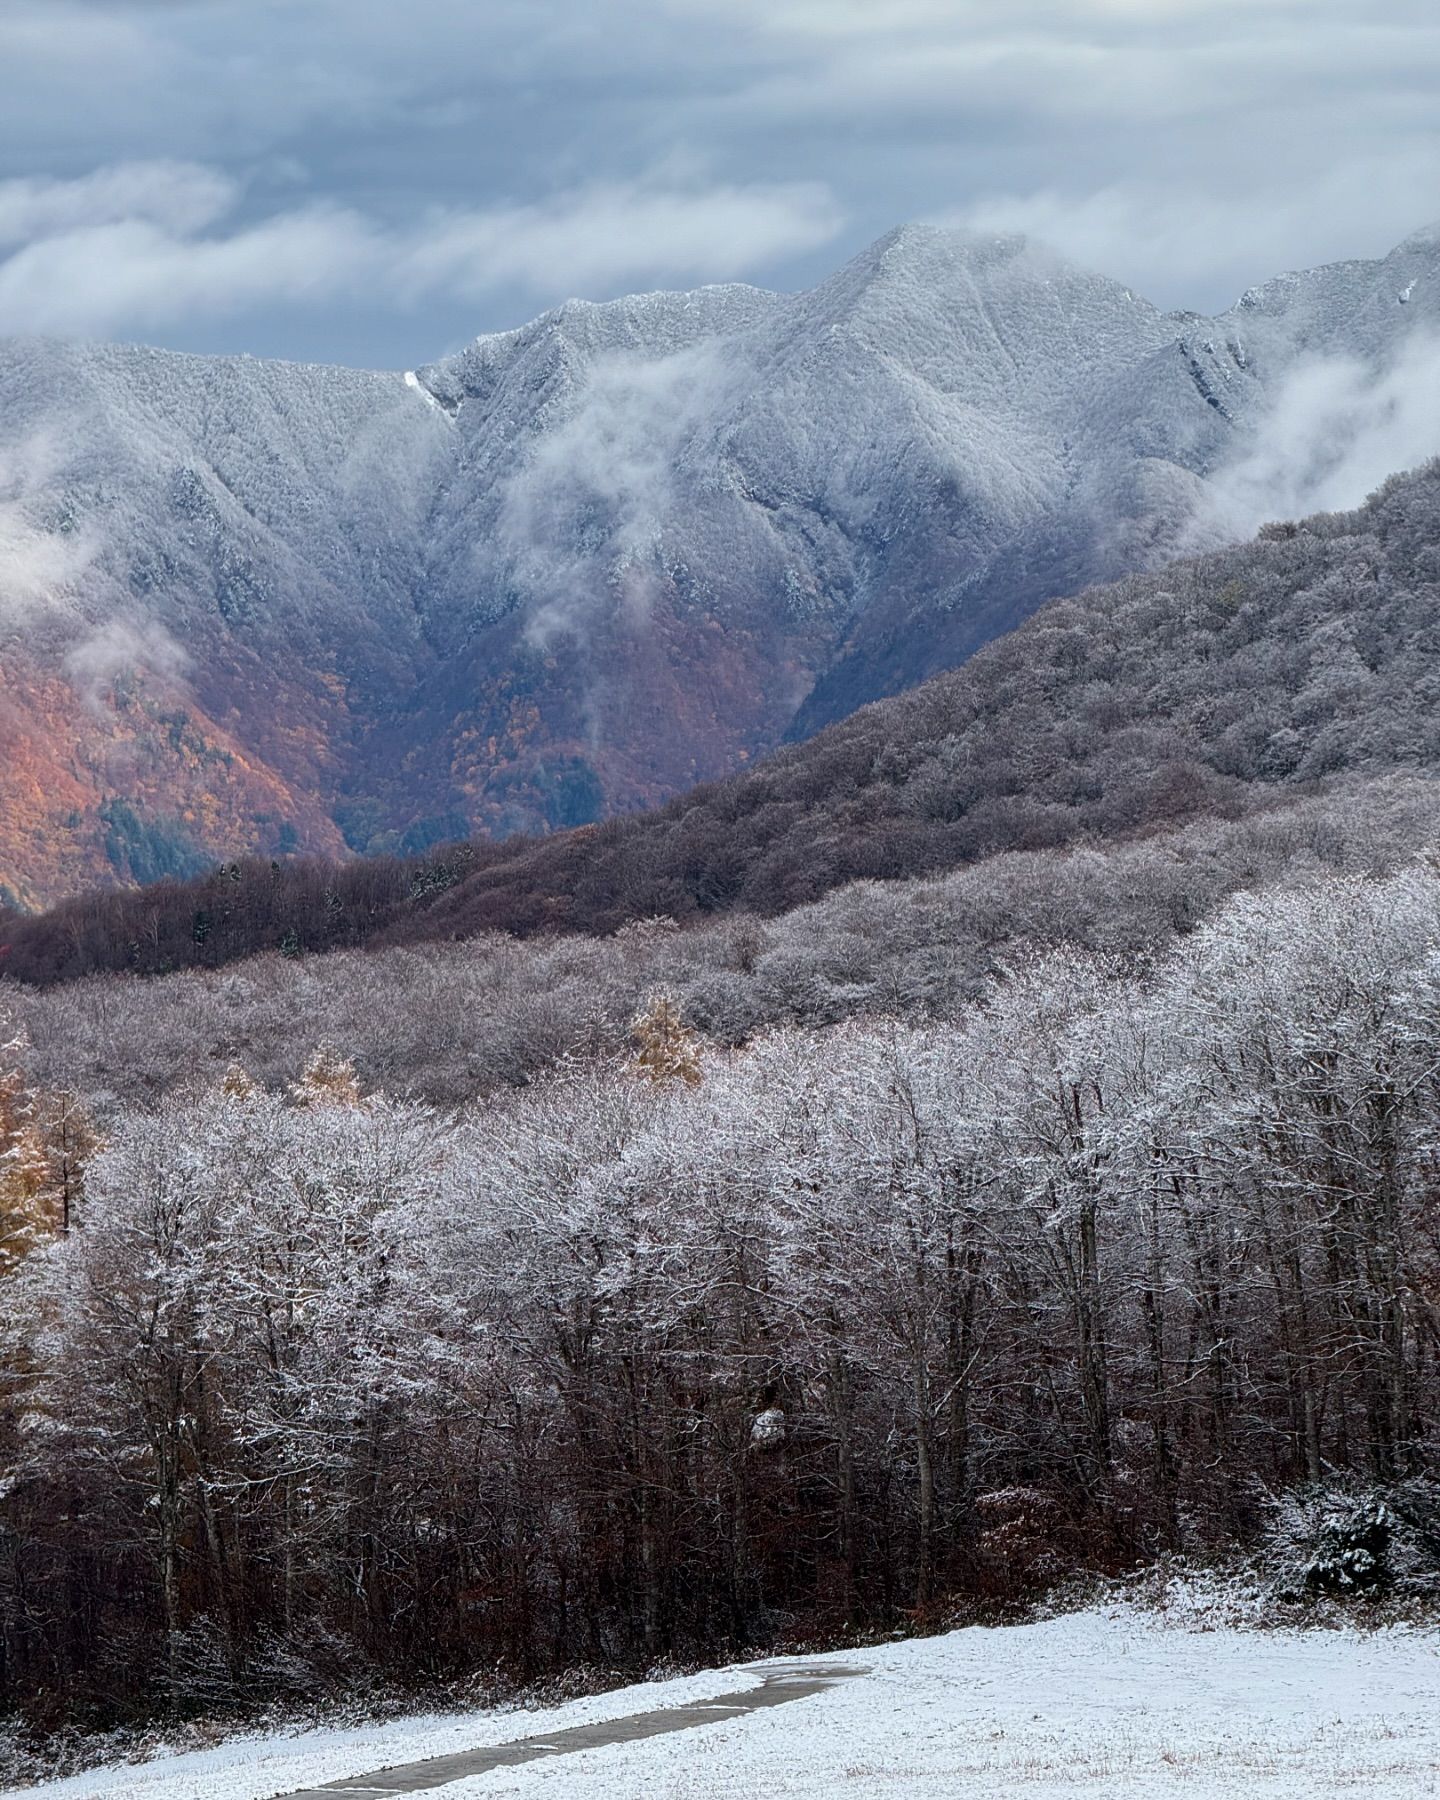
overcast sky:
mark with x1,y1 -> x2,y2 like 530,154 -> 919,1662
2,0 -> 1437,365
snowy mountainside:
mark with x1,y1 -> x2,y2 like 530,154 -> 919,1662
1,223 -> 1438,904
11,455 -> 1440,987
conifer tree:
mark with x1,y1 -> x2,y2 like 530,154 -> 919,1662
35,1087 -> 99,1236
221,1062 -> 259,1100
291,1044 -> 365,1108
0,1026 -> 64,1275
629,993 -> 703,1086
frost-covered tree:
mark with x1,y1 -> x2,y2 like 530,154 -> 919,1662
5,863 -> 1440,1728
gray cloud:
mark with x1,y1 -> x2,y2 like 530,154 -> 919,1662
938,154 -> 1440,314
0,1 -> 1436,361
399,178 -> 841,306
0,160 -> 233,248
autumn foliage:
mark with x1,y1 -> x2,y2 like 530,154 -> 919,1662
0,1023 -> 97,1276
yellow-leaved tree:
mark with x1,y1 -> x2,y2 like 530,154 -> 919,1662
0,1028 -> 94,1276
629,994 -> 704,1087
220,1062 -> 259,1100
290,1044 -> 365,1108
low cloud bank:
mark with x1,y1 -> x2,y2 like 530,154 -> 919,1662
493,341 -> 741,646
1202,331 -> 1440,540
63,619 -> 191,711
0,162 -> 843,342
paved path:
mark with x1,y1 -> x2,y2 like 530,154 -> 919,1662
281,1664 -> 868,1797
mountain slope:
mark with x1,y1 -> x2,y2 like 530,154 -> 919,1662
375,454 -> 1440,936
2,225 -> 1439,904
6,456 -> 1440,986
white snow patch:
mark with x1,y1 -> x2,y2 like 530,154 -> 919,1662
18,1606 -> 1440,1800
403,369 -> 452,419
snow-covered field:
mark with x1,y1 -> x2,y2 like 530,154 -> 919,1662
17,1605 -> 1440,1799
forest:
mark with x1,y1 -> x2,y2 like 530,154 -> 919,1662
2,465 -> 1440,1753
3,855 -> 1440,1734
0,772 -> 1437,1111
4,459 -> 1440,988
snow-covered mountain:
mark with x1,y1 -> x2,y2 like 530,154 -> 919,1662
1,223 -> 1438,905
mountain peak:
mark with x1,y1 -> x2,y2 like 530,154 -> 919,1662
848,219 -> 1046,281
874,218 -> 1028,256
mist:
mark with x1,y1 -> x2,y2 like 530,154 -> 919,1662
1202,331 -> 1440,539
63,618 -> 191,714
492,340 -> 743,647
0,432 -> 96,625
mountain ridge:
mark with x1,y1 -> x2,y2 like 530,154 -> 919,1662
1,223 -> 1438,905
6,453 -> 1439,987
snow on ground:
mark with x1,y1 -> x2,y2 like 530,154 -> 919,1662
11,1664 -> 760,1800
440,1610 -> 1440,1800
16,1605 -> 1440,1800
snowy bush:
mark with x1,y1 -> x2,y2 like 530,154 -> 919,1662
1264,1481 -> 1440,1601
750,1407 -> 787,1451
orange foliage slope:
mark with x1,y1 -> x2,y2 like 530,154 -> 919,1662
0,648 -> 346,911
